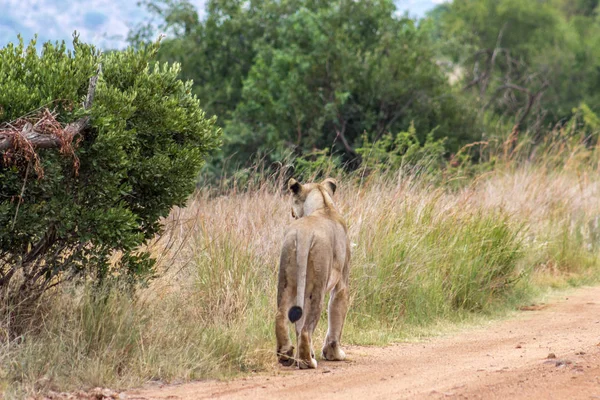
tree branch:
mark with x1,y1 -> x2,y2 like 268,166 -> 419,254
0,65 -> 101,152
514,81 -> 548,131
334,116 -> 356,156
480,22 -> 508,96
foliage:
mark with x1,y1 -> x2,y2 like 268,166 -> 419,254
129,0 -> 600,174
133,0 -> 480,176
0,36 -> 220,332
434,0 -> 600,137
356,123 -> 447,176
570,102 -> 600,143
129,0 -> 267,124
292,148 -> 342,182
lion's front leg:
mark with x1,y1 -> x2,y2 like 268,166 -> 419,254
322,285 -> 348,361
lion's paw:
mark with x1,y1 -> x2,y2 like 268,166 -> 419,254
298,357 -> 318,369
277,346 -> 295,367
322,341 -> 346,361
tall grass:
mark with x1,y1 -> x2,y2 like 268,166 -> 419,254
4,135 -> 600,397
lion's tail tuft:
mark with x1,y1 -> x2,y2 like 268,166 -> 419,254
288,306 -> 303,323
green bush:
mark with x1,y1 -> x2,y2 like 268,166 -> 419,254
355,123 -> 447,176
0,37 -> 220,333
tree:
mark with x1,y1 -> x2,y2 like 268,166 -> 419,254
132,0 -> 480,174
436,0 -> 600,141
229,2 -> 479,167
0,37 -> 220,332
130,0 -> 270,125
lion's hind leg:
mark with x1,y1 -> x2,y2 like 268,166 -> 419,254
276,307 -> 295,366
276,246 -> 295,366
297,328 -> 318,369
296,283 -> 324,369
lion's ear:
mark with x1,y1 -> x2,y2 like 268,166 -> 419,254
288,178 -> 302,195
321,178 -> 337,196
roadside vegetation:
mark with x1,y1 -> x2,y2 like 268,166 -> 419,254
4,135 -> 600,397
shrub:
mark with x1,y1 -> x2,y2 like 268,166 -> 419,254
0,37 -> 220,335
355,123 -> 447,177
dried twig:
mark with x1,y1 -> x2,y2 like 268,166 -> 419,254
0,65 -> 101,176
11,162 -> 30,230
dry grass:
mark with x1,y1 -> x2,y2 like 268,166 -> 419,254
4,143 -> 600,397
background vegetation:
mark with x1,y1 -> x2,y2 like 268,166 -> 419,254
131,0 -> 600,175
3,0 -> 600,397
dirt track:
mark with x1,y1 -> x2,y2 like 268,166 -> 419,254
127,286 -> 600,399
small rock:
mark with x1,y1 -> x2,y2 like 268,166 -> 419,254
555,359 -> 572,367
516,344 -> 522,349
544,359 -> 572,367
547,353 -> 556,359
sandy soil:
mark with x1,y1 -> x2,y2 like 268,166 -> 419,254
126,286 -> 600,400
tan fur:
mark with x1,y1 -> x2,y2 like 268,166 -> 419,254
276,178 -> 351,369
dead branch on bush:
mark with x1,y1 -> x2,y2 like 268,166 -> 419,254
0,66 -> 101,177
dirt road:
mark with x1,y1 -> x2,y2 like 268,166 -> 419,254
127,286 -> 600,399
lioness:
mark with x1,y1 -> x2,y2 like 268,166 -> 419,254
276,177 -> 350,369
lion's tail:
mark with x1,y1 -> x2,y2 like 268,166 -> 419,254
288,233 -> 312,323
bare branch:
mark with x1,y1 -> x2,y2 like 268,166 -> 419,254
334,116 -> 356,156
0,65 -> 101,152
513,81 -> 549,131
480,22 -> 508,96
84,64 -> 101,110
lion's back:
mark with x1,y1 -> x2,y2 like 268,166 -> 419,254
284,214 -> 349,268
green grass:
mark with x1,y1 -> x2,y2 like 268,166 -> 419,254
4,162 -> 600,398
348,209 -> 523,338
